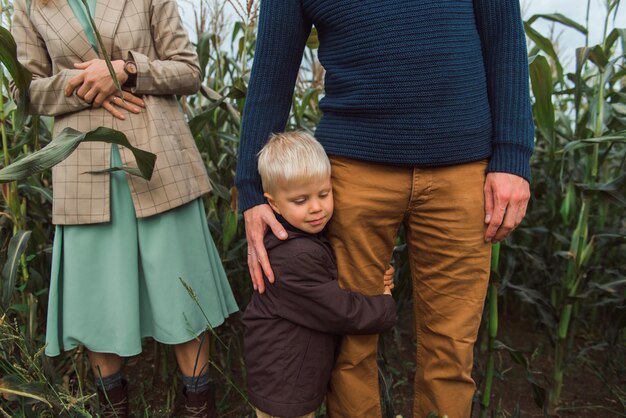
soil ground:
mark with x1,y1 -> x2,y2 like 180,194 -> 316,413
121,304 -> 625,418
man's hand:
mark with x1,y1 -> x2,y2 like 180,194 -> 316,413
101,90 -> 145,120
484,172 -> 530,243
244,204 -> 288,293
64,59 -> 128,108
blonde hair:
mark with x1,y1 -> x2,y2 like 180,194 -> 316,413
257,131 -> 330,193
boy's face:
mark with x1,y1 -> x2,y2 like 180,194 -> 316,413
264,176 -> 334,234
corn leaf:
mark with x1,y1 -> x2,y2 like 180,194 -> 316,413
561,132 -> 626,154
0,231 -> 32,311
529,55 -> 555,147
526,13 -> 588,35
222,209 -> 238,252
0,26 -> 31,131
0,127 -> 156,182
524,22 -> 564,81
197,32 -> 212,81
81,0 -> 122,95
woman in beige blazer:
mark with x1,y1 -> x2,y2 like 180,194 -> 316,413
12,0 -> 238,416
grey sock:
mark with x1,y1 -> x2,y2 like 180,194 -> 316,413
95,370 -> 123,392
182,373 -> 209,394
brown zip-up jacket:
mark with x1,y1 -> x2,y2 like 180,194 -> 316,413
243,219 -> 397,416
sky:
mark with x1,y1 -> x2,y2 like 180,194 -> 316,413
523,0 -> 625,60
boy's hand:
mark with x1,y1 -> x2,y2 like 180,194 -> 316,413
244,204 -> 288,293
383,285 -> 392,295
383,265 -> 395,290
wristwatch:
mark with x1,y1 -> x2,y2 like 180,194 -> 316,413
123,60 -> 137,87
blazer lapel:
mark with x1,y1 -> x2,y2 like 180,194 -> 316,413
38,0 -> 99,62
93,0 -> 126,58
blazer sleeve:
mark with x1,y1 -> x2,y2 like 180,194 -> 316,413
275,251 -> 397,335
127,0 -> 201,96
11,0 -> 91,116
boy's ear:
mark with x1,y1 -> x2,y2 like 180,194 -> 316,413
264,192 -> 281,214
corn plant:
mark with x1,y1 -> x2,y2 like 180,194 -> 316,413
1,0 -> 626,416
518,1 -> 626,414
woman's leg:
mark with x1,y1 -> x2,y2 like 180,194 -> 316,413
87,351 -> 124,377
87,350 -> 129,418
173,333 -> 216,418
173,333 -> 210,378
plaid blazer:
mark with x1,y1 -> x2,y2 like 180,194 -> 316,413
12,0 -> 212,225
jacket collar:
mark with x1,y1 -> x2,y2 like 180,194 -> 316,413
275,213 -> 328,240
37,0 -> 126,61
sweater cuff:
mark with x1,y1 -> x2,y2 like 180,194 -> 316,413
237,179 -> 267,213
486,143 -> 533,183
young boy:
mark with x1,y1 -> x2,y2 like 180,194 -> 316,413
242,132 -> 397,418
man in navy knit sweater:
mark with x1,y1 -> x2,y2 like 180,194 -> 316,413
236,1 -> 534,417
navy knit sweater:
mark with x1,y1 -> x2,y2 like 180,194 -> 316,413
236,0 -> 534,212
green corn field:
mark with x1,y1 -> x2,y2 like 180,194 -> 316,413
0,0 -> 624,417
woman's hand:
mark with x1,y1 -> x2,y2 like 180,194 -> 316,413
64,59 -> 129,108
102,91 -> 145,120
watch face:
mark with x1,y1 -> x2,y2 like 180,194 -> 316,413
125,62 -> 138,75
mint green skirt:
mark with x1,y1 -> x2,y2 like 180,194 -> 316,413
45,145 -> 238,357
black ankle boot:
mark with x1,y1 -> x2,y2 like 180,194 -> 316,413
174,384 -> 216,418
97,379 -> 129,418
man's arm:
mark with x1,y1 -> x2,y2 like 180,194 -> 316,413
235,0 -> 313,291
473,0 -> 534,241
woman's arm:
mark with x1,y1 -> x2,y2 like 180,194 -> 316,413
11,0 -> 91,116
126,0 -> 201,96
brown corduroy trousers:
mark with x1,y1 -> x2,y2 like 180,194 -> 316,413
325,157 -> 492,418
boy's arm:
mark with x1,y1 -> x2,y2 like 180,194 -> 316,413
275,251 -> 397,335
126,0 -> 201,96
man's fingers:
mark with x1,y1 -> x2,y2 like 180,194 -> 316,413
485,204 -> 505,243
265,215 -> 288,240
254,244 -> 275,284
493,206 -> 517,242
516,198 -> 529,227
247,252 -> 261,292
259,258 -> 275,285
484,180 -> 494,224
244,204 -> 278,291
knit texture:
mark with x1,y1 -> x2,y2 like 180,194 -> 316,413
236,0 -> 534,212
